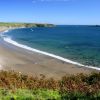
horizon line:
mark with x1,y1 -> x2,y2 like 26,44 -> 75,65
0,22 -> 100,26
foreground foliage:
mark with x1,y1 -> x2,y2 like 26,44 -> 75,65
0,71 -> 100,99
0,88 -> 100,100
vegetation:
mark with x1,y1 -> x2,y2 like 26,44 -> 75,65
0,22 -> 54,28
0,71 -> 100,99
0,89 -> 60,100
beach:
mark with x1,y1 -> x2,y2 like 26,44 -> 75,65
0,28 -> 98,79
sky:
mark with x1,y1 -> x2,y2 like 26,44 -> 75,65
0,0 -> 100,25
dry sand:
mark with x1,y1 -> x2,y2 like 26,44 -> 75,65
0,28 -> 97,79
0,26 -> 10,32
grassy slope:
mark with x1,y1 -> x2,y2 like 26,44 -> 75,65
0,71 -> 100,99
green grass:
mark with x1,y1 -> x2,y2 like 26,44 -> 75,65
0,89 -> 100,100
0,89 -> 61,100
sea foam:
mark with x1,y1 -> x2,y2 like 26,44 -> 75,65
3,30 -> 9,33
3,37 -> 100,71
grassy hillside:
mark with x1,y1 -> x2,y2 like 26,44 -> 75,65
0,22 -> 54,28
0,71 -> 100,99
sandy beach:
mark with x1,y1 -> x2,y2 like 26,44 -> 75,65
0,28 -> 98,79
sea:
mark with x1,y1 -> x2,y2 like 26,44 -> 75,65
1,25 -> 100,69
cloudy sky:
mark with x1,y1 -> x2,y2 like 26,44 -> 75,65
0,0 -> 100,25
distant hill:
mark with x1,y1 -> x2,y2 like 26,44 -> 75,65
95,25 -> 100,27
0,22 -> 55,28
88,25 -> 100,27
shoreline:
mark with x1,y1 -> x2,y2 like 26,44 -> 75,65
0,27 -> 98,78
2,28 -> 100,71
4,37 -> 100,71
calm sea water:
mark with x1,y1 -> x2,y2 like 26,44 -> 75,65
3,25 -> 100,67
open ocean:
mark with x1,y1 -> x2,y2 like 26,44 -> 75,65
1,25 -> 100,69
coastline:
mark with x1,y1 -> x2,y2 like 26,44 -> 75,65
4,37 -> 100,71
0,27 -> 98,79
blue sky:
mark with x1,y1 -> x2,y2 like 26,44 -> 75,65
0,0 -> 100,25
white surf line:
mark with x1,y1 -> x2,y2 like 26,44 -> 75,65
3,37 -> 100,71
3,30 -> 9,33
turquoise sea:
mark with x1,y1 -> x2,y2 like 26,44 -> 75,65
2,25 -> 100,67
